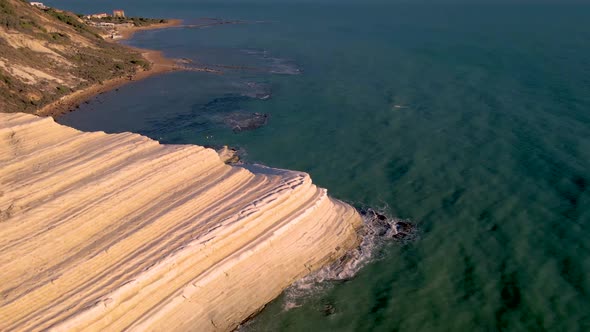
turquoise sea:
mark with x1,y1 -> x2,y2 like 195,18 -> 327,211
50,0 -> 590,330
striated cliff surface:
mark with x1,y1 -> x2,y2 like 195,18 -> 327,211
0,113 -> 362,331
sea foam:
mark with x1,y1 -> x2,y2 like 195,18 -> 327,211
282,208 -> 416,310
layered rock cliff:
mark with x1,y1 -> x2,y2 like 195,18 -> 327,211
0,113 -> 362,331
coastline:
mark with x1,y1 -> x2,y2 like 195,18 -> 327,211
36,49 -> 179,117
35,18 -> 258,118
36,19 -> 185,118
6,12 -> 367,332
117,19 -> 184,40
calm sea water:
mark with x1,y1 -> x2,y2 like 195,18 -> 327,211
51,0 -> 590,330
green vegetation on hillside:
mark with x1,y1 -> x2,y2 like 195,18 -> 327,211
1,0 -> 28,30
89,16 -> 168,27
46,8 -> 100,38
0,0 -> 153,114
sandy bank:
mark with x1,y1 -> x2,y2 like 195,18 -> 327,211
117,19 -> 184,41
0,113 -> 362,331
35,48 -> 178,118
35,19 -> 216,118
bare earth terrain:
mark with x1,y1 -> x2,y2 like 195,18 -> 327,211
0,0 -> 180,115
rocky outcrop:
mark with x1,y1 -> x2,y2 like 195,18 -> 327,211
0,113 -> 362,331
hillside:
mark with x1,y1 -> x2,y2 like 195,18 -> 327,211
0,0 -> 150,114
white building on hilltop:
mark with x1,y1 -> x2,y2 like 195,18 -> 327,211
30,2 -> 48,10
85,13 -> 109,19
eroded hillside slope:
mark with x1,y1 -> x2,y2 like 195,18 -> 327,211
0,0 -> 149,114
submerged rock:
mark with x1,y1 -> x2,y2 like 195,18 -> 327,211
224,112 -> 269,132
321,304 -> 335,316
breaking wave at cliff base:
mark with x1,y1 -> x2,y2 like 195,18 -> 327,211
281,208 -> 417,311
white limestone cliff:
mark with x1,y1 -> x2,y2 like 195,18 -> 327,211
0,113 -> 362,331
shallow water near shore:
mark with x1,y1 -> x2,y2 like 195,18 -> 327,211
53,0 -> 590,330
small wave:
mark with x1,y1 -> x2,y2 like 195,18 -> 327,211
281,208 -> 416,310
268,57 -> 301,75
238,82 -> 272,100
240,49 -> 302,75
241,48 -> 268,57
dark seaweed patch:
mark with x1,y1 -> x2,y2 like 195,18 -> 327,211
478,209 -> 491,222
442,188 -> 465,209
557,174 -> 588,221
500,274 -> 521,310
143,94 -> 269,139
202,95 -> 250,112
559,257 -> 586,296
459,247 -> 480,301
572,175 -> 587,192
495,263 -> 522,330
386,159 -> 412,185
369,281 -> 394,325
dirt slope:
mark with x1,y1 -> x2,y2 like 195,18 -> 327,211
0,0 -> 149,114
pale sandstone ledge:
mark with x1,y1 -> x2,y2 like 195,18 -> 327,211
0,113 -> 362,331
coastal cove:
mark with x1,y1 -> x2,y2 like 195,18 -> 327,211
35,18 -> 198,118
36,16 -> 257,118
54,1 -> 590,331
36,48 -> 180,117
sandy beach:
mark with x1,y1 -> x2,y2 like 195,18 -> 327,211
36,49 -> 180,117
117,19 -> 184,40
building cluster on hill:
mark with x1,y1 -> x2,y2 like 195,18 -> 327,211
29,2 -> 48,10
27,3 -> 160,41
85,10 -> 126,20
83,10 -> 129,39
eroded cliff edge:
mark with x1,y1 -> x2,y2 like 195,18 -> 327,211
0,113 -> 362,331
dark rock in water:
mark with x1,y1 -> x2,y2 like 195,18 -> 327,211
213,145 -> 244,164
218,146 -> 241,164
321,304 -> 335,316
360,208 -> 417,242
226,155 -> 240,164
373,213 -> 392,237
392,221 -> 417,241
395,221 -> 413,233
224,112 -> 269,132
